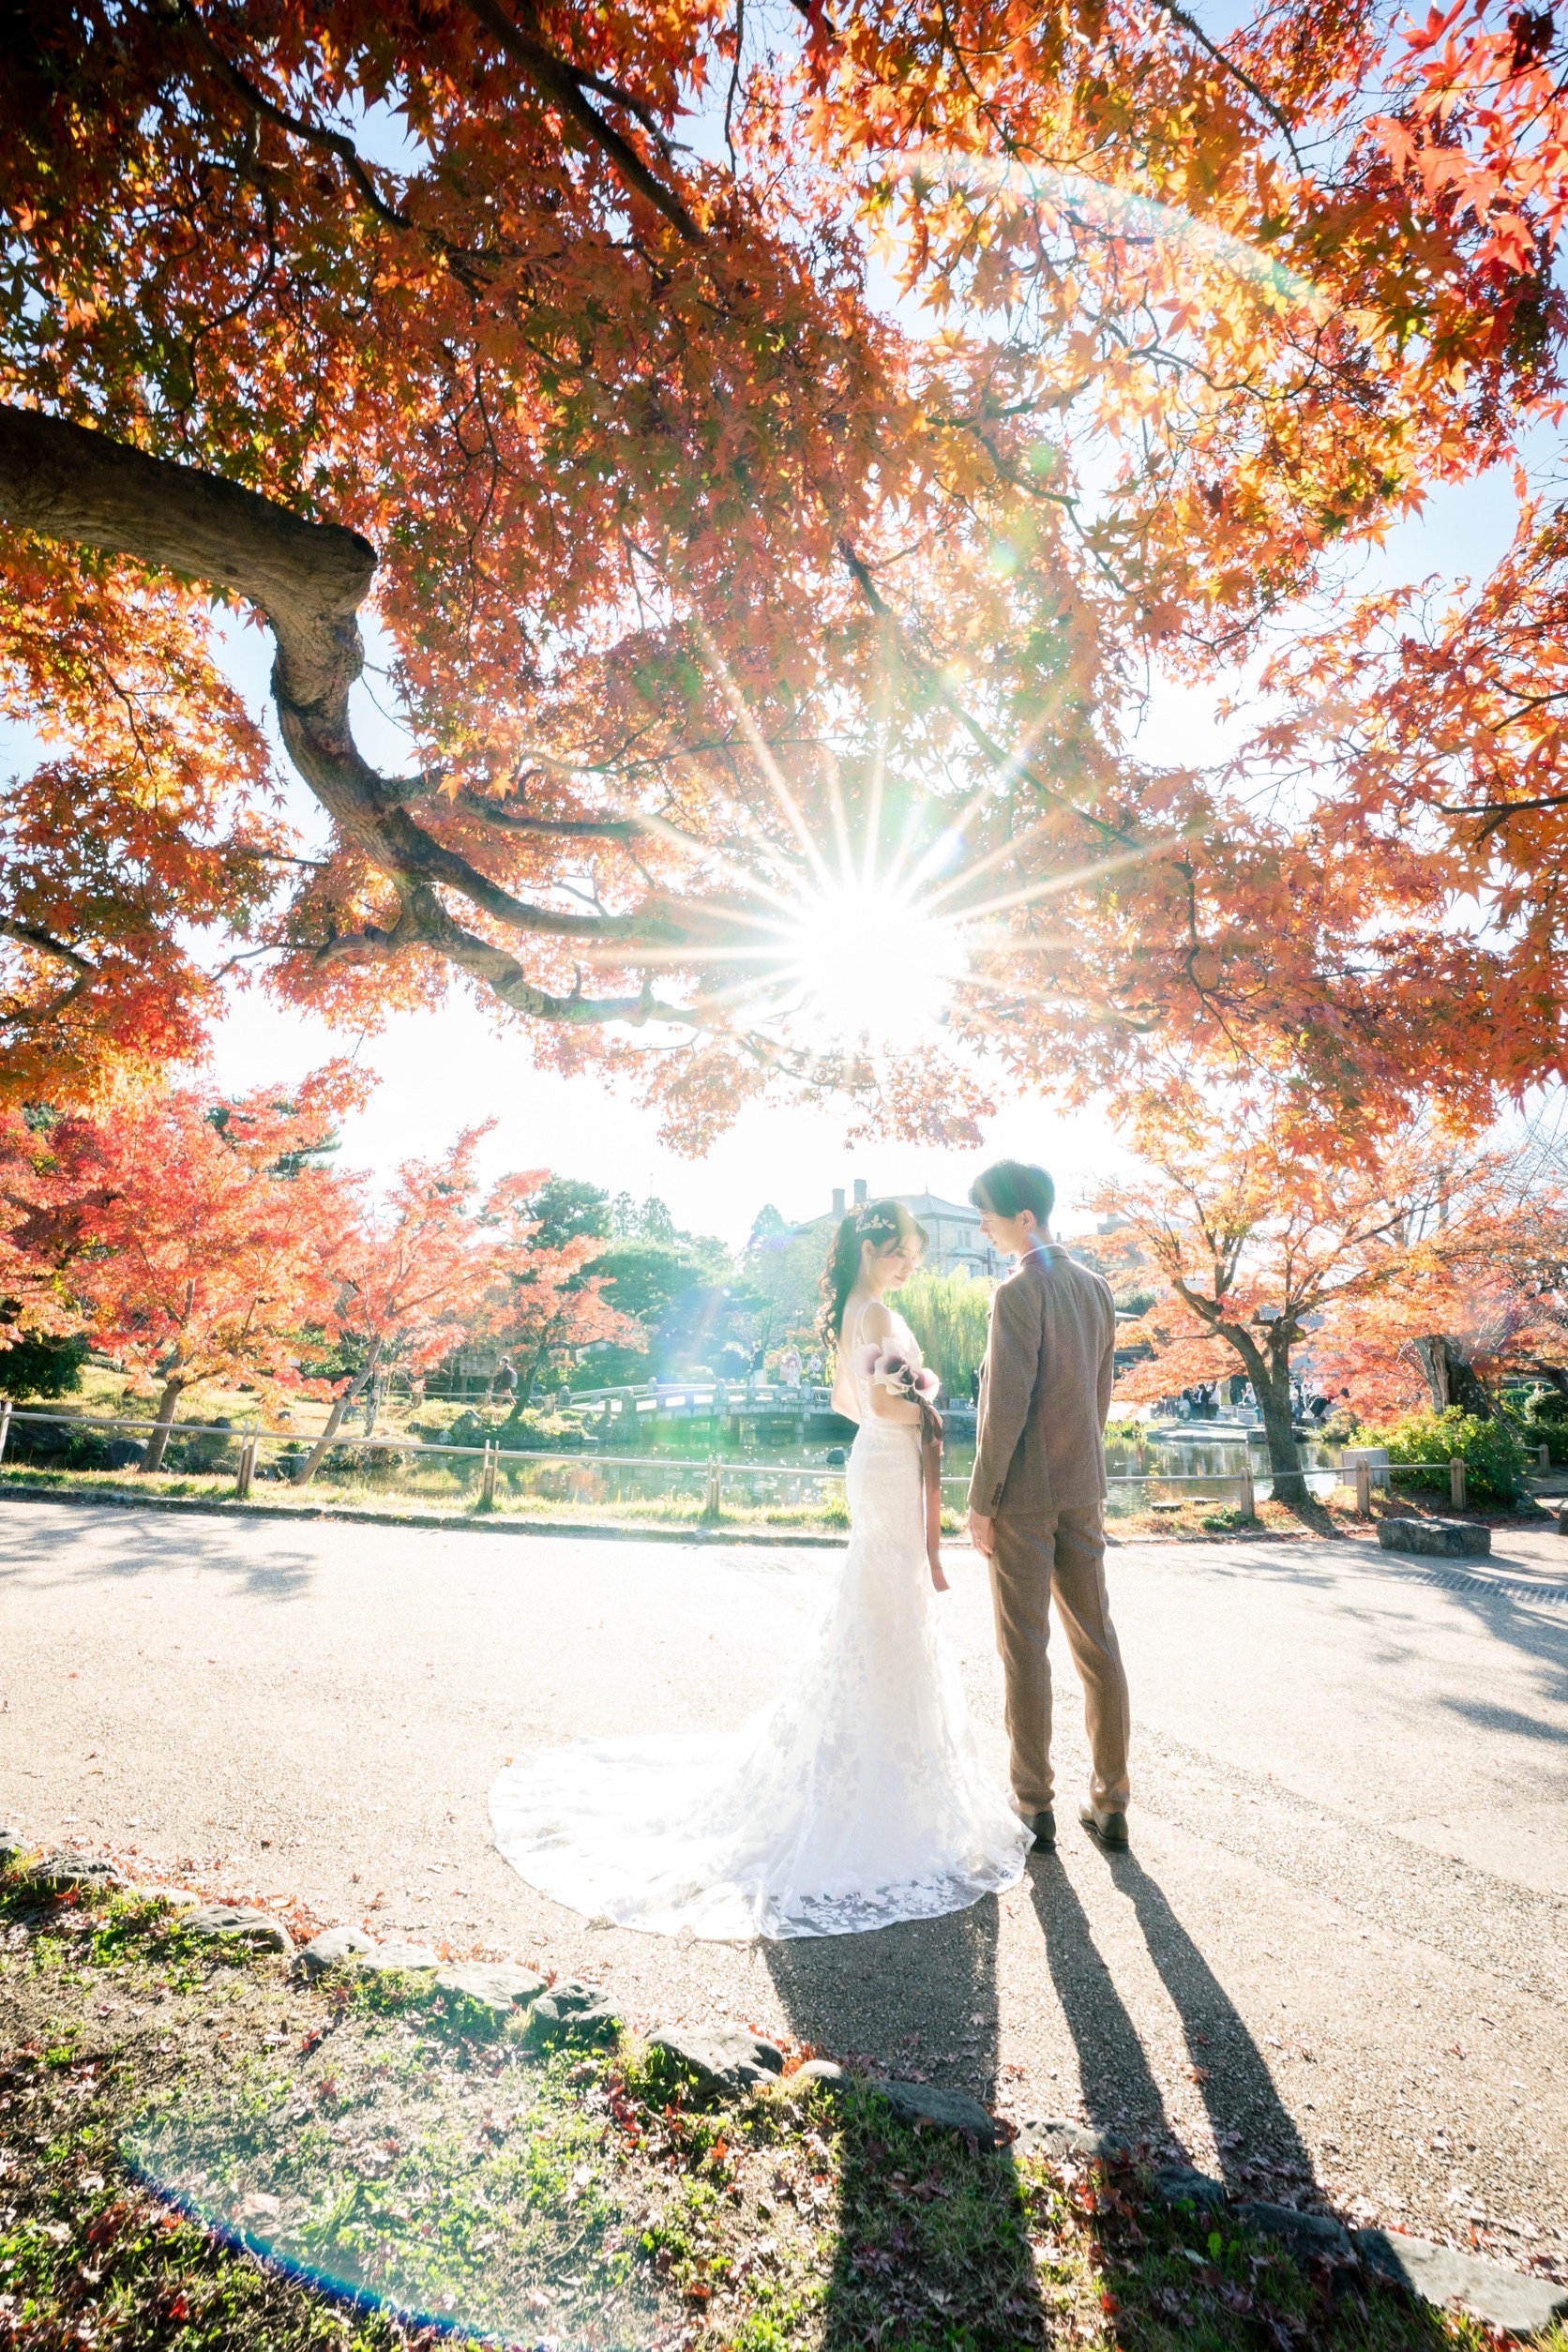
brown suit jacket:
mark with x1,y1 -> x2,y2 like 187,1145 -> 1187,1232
968,1244 -> 1117,1516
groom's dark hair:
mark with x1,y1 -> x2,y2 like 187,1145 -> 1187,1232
970,1160 -> 1054,1226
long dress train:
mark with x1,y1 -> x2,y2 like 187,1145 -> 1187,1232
489,1308 -> 1028,1940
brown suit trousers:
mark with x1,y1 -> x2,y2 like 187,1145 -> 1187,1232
988,1506 -> 1131,1816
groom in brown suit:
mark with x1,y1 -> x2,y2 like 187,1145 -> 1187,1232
967,1160 -> 1131,1852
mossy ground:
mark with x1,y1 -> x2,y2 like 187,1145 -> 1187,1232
4,1865 -> 1559,2352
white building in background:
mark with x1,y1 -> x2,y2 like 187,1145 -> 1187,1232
804,1177 -> 1003,1281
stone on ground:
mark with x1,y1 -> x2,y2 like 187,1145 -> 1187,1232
530,1978 -> 620,2045
1153,2165 -> 1229,2212
1015,2117 -> 1131,2163
1378,1519 -> 1491,1558
183,1905 -> 294,1954
786,2058 -> 852,2095
297,1924 -> 378,1977
1236,2201 -> 1352,2260
648,2025 -> 784,2101
1356,2229 -> 1568,2336
357,1937 -> 440,1973
435,1962 -> 547,2017
873,2077 -> 1006,2149
31,1853 -> 123,1892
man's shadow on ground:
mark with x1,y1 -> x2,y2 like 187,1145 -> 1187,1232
758,1842 -> 1321,2337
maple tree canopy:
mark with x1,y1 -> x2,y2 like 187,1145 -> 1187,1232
3,0 -> 1565,1139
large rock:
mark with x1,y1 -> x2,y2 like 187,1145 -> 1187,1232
0,1830 -> 29,1866
31,1852 -> 123,1893
102,1437 -> 146,1470
183,1905 -> 294,1955
1015,2116 -> 1131,2164
1378,1518 -> 1491,1559
297,1925 -> 378,1978
1236,2201 -> 1352,2261
1153,2165 -> 1229,2213
435,1963 -> 547,2019
1356,2228 -> 1568,2336
529,1978 -> 621,2046
648,2026 -> 784,2101
356,1938 -> 440,1974
872,2078 -> 1006,2149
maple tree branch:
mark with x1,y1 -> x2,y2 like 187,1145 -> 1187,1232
1440,788 -> 1568,840
0,916 -> 96,977
454,789 -> 645,842
837,540 -> 1138,849
459,0 -> 704,247
318,882 -> 704,1029
178,5 -> 414,233
0,407 -> 686,957
1153,0 -> 1304,173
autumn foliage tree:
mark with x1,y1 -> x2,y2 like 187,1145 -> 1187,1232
64,1066 -> 360,1470
1093,1094 -> 1463,1501
5,0 -> 1568,1141
476,1178 -> 643,1411
291,1126 -> 497,1485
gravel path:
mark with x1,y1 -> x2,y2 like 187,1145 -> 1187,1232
3,1493 -> 1564,2269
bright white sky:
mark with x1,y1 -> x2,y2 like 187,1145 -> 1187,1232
198,449 -> 1522,1251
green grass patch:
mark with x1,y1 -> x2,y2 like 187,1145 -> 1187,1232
1,1865 -> 1560,2351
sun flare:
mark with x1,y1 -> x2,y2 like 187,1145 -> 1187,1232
768,879 -> 964,1048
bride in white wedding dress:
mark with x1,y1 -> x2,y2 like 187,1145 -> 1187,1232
489,1199 -> 1030,1939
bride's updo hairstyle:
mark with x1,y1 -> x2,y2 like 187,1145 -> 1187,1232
818,1199 -> 927,1354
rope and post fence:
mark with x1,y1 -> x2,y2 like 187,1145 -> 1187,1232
0,1407 -> 1535,1526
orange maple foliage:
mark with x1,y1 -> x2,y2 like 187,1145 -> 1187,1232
62,1065 -> 365,1469
1,1 -> 1566,1135
1093,1091 -> 1467,1497
290,1124 -> 499,1485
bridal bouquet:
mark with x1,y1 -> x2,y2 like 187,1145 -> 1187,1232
853,1340 -> 941,1404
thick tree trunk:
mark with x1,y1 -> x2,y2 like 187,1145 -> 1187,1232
1206,1318 -> 1307,1506
1255,1375 -> 1307,1505
294,1349 -> 379,1485
142,1378 -> 187,1474
1413,1335 -> 1493,1419
0,406 -> 695,1032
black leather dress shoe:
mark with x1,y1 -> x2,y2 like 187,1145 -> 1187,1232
1078,1802 -> 1129,1848
1023,1809 -> 1056,1851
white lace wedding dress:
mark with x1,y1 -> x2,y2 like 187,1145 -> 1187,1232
489,1306 -> 1029,1939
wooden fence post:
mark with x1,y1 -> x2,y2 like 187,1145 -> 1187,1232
479,1442 -> 498,1509
1239,1458 -> 1257,1519
0,1398 -> 10,1467
1450,1456 -> 1467,1511
1540,1442 -> 1552,1472
1354,1462 -> 1372,1516
702,1459 -> 722,1523
234,1435 -> 257,1500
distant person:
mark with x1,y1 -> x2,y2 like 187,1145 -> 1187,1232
490,1356 -> 518,1405
968,1159 -> 1131,1855
968,1367 -> 980,1407
778,1343 -> 803,1389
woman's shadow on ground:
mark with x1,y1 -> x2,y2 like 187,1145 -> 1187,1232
762,1895 -> 1048,2343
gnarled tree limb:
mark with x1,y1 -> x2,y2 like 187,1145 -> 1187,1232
0,406 -> 693,988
